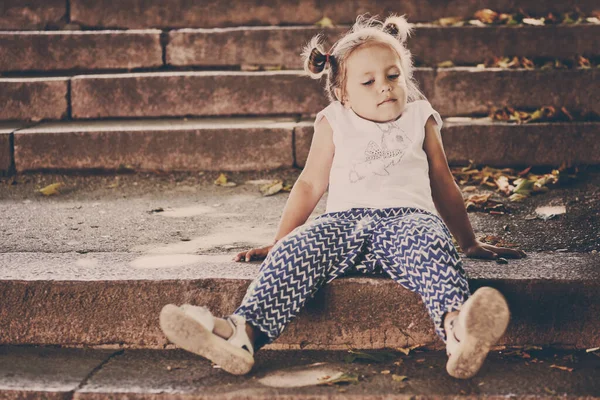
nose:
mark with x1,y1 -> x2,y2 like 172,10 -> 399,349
380,83 -> 391,93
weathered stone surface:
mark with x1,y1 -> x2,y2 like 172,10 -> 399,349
432,68 -> 600,116
296,120 -> 600,167
411,24 -> 600,65
0,346 -> 116,399
0,78 -> 69,121
70,0 -> 599,28
14,119 -> 295,172
0,30 -> 163,72
70,69 -> 597,119
168,25 -> 600,68
441,121 -> 600,166
70,70 -> 434,119
0,251 -> 598,349
0,0 -> 65,29
69,349 -> 600,398
70,71 -> 328,118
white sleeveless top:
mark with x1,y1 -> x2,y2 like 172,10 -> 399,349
314,99 -> 443,215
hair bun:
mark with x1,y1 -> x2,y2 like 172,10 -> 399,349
382,14 -> 413,44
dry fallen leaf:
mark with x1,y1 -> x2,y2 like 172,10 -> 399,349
550,364 -> 574,372
315,16 -> 335,28
260,180 -> 284,196
396,344 -> 423,356
39,183 -> 63,196
214,173 -> 237,187
474,9 -> 499,24
392,375 -> 408,382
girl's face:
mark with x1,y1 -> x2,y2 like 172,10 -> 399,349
335,42 -> 408,123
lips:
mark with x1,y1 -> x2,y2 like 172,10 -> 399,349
379,98 -> 396,105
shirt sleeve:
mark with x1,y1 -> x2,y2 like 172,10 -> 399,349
314,103 -> 335,129
420,100 -> 443,130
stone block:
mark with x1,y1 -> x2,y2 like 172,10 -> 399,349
70,0 -> 599,28
0,78 -> 69,121
70,70 -> 434,119
71,71 -> 328,118
432,68 -> 600,116
0,30 -> 163,72
167,25 -> 600,68
0,0 -> 65,29
14,119 -> 295,172
0,251 -> 598,349
296,120 -> 600,168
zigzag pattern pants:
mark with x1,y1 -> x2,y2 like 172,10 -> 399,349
234,207 -> 471,348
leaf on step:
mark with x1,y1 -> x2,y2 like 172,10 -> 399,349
392,374 -> 408,382
264,65 -> 283,71
39,183 -> 63,196
380,370 -> 391,374
550,364 -> 574,372
241,64 -> 260,71
474,9 -> 498,24
437,60 -> 455,68
523,17 -> 545,26
214,173 -> 237,187
509,193 -> 528,202
396,344 -> 423,356
544,387 -> 557,394
513,178 -> 535,195
260,180 -> 283,196
462,185 -> 477,192
437,16 -> 463,26
315,16 -> 335,28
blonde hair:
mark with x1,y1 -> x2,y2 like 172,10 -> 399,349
301,13 -> 426,105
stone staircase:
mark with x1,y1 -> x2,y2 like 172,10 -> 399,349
1,0 -> 599,398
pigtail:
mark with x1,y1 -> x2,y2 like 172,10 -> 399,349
382,14 -> 413,44
301,33 -> 332,79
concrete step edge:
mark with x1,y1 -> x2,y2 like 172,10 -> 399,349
1,251 -> 598,349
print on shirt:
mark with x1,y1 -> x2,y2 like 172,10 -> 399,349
348,120 -> 412,183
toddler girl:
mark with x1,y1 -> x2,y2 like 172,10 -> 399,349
159,14 -> 526,380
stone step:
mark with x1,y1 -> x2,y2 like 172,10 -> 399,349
0,30 -> 163,72
2,69 -> 597,121
0,0 -> 65,30
3,119 -> 599,175
68,0 -> 599,28
0,251 -> 598,349
0,77 -> 69,121
169,24 -> 600,69
1,25 -> 597,73
1,347 -> 599,398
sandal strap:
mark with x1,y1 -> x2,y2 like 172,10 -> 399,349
226,315 -> 254,355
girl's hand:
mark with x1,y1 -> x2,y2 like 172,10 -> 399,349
464,240 -> 527,260
233,244 -> 275,262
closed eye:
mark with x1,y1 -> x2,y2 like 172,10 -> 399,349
362,74 -> 400,86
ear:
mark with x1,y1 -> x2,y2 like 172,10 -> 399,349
334,87 -> 342,102
334,87 -> 351,108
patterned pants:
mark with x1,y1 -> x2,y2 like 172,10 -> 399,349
234,207 -> 471,348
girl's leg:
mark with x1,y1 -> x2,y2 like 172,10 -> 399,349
234,209 -> 378,349
370,209 -> 470,343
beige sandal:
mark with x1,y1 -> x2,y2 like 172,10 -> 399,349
445,287 -> 510,379
159,304 -> 254,375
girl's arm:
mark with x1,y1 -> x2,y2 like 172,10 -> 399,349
423,116 -> 526,259
235,116 -> 335,261
272,116 -> 335,241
